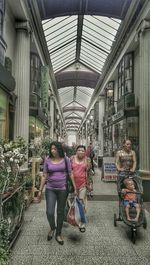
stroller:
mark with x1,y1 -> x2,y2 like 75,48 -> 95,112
114,171 -> 147,243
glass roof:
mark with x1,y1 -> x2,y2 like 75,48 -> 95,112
42,15 -> 121,131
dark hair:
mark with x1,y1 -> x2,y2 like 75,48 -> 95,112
49,141 -> 65,158
76,145 -> 86,151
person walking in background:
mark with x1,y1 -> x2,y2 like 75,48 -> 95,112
70,145 -> 91,232
86,142 -> 95,174
115,139 -> 136,175
38,141 -> 76,245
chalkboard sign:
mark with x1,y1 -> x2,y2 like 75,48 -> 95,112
102,157 -> 117,181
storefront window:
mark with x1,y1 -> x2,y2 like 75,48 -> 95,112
113,116 -> 139,164
0,0 -> 4,36
29,116 -> 44,140
113,119 -> 126,151
126,117 -> 138,141
0,88 -> 8,139
105,81 -> 114,113
118,53 -> 133,100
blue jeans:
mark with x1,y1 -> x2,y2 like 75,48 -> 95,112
45,189 -> 67,236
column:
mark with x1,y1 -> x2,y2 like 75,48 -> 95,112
98,96 -> 105,156
139,20 -> 150,199
14,21 -> 30,144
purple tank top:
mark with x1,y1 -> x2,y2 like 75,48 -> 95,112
43,157 -> 71,190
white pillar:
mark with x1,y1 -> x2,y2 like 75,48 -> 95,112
98,96 -> 105,156
139,20 -> 150,176
14,21 -> 30,144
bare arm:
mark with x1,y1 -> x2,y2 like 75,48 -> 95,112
115,151 -> 122,171
70,173 -> 77,192
38,173 -> 47,200
130,150 -> 136,172
39,173 -> 47,191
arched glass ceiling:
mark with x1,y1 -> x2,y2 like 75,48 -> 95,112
42,15 -> 121,74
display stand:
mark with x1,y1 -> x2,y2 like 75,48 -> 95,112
31,157 -> 42,202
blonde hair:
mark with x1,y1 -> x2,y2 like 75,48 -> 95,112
123,178 -> 134,187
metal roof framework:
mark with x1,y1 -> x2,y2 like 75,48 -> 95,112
37,0 -> 132,132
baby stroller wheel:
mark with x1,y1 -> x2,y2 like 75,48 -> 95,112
143,216 -> 147,229
131,228 -> 137,244
114,213 -> 117,227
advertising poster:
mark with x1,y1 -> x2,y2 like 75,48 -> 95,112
102,157 -> 117,181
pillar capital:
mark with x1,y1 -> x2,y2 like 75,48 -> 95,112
137,19 -> 150,36
15,21 -> 31,34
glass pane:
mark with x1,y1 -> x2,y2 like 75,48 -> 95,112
0,88 -> 7,139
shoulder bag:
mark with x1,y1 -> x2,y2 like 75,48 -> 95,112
64,156 -> 74,194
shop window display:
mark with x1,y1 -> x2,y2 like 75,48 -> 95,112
103,126 -> 113,156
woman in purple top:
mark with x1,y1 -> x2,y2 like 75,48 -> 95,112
38,141 -> 76,245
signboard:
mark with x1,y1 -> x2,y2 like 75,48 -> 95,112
41,66 -> 49,113
112,110 -> 124,122
102,157 -> 117,181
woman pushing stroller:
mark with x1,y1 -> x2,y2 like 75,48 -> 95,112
114,139 -> 147,243
115,139 -> 140,220
115,139 -> 136,174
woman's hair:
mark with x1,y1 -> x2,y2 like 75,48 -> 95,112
76,145 -> 86,151
123,139 -> 132,145
49,141 -> 65,158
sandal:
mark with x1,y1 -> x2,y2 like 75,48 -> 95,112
47,230 -> 55,241
79,226 -> 86,233
55,235 -> 64,245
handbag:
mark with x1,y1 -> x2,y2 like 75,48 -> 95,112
67,198 -> 78,226
64,156 -> 74,194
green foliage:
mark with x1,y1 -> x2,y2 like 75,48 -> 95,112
0,219 -> 10,265
29,136 -> 52,158
41,137 -> 53,157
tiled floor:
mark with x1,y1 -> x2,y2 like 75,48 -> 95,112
10,168 -> 150,265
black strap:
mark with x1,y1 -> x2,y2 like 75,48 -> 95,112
64,156 -> 69,179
